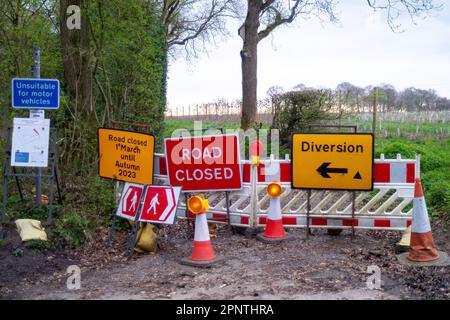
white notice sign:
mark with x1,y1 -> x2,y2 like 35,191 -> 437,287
11,118 -> 50,168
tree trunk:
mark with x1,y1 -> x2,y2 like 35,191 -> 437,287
240,0 -> 260,130
60,0 -> 92,118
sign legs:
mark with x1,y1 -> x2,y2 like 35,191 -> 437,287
306,189 -> 311,239
12,168 -> 24,202
108,215 -> 117,245
351,191 -> 356,240
1,173 -> 7,239
225,191 -> 235,234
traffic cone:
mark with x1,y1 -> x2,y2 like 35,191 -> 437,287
397,178 -> 450,266
180,196 -> 223,267
408,178 -> 439,262
257,183 -> 293,243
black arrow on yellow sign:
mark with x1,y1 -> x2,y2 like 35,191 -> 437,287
317,162 -> 348,178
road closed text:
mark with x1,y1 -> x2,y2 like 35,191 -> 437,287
175,167 -> 234,181
165,134 -> 242,192
98,128 -> 154,185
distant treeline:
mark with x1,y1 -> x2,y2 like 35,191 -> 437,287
167,82 -> 449,119
287,83 -> 450,113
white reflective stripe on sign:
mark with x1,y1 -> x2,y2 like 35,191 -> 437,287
397,187 -> 414,198
358,219 -> 374,228
263,162 -> 280,182
390,162 -> 407,183
297,216 -> 307,226
229,215 -> 241,224
159,189 -> 174,221
328,219 -> 343,227
391,218 -> 407,229
411,197 -> 431,233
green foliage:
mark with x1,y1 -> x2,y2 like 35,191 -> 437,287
14,205 -> 49,221
0,1 -> 61,127
3,193 -> 55,223
13,248 -> 24,257
55,210 -> 92,249
271,90 -> 342,147
26,239 -> 51,250
53,176 -> 116,248
0,1 -> 168,248
376,138 -> 450,223
374,141 -> 417,158
88,0 -> 167,148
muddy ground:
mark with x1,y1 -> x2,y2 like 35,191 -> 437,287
1,221 -> 449,300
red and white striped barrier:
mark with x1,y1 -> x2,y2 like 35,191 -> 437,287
152,153 -> 418,231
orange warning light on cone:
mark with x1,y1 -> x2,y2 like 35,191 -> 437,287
267,182 -> 282,198
257,181 -> 293,243
181,194 -> 224,267
187,194 -> 209,215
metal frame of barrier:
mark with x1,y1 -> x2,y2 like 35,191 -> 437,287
151,153 -> 419,231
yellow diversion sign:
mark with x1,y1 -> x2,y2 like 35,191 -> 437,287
291,133 -> 374,191
98,128 -> 154,184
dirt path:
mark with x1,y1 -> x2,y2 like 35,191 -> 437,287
3,222 -> 449,300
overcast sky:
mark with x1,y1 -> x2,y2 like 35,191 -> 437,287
167,0 -> 450,109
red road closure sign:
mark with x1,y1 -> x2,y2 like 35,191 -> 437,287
164,134 -> 242,192
139,186 -> 182,225
116,182 -> 144,221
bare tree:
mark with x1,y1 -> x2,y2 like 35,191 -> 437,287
239,0 -> 337,129
158,0 -> 440,128
159,0 -> 239,59
238,0 -> 440,129
366,0 -> 440,32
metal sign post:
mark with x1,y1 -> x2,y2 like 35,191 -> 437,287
298,125 -> 365,239
2,127 -> 62,232
127,185 -> 148,256
1,48 -> 62,237
33,48 -> 43,208
306,189 -> 311,239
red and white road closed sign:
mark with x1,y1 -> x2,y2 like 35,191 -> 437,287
165,134 -> 242,192
139,186 -> 181,224
116,182 -> 145,221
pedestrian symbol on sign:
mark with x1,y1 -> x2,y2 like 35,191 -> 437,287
146,193 -> 160,215
116,183 -> 145,221
127,191 -> 138,212
139,186 -> 182,225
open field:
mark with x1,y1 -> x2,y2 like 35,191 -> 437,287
165,111 -> 450,140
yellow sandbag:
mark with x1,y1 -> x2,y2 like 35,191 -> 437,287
135,223 -> 157,254
15,219 -> 47,242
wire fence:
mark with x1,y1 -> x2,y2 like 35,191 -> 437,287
165,98 -> 272,122
166,99 -> 450,139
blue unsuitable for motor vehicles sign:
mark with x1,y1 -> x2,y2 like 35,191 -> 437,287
12,78 -> 60,109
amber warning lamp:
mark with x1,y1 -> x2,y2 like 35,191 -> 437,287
187,194 -> 209,214
267,182 -> 282,198
249,140 -> 264,167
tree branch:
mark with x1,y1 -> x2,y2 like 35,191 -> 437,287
367,0 -> 441,32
